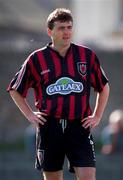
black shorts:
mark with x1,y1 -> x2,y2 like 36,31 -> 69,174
35,116 -> 96,173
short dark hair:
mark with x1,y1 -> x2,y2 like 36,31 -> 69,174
47,8 -> 73,30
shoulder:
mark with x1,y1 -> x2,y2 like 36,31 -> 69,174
72,43 -> 94,53
72,43 -> 98,62
25,46 -> 47,63
31,46 -> 47,56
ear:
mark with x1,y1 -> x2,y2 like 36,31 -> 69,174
47,28 -> 52,37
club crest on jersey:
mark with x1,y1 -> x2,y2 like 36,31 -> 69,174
77,62 -> 87,76
46,77 -> 83,95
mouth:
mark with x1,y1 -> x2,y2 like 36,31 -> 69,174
63,37 -> 70,40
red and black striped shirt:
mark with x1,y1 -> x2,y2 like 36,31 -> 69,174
7,43 -> 108,120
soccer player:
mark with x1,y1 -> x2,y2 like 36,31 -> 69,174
7,8 -> 110,180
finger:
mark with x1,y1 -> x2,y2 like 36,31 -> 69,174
35,117 -> 46,125
38,115 -> 47,122
82,124 -> 90,129
81,117 -> 87,122
38,112 -> 48,116
82,120 -> 91,129
34,112 -> 47,122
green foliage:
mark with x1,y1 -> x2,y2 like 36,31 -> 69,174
0,138 -> 25,152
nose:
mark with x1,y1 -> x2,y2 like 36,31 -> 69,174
64,27 -> 71,35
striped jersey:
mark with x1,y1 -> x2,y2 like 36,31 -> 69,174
7,43 -> 108,120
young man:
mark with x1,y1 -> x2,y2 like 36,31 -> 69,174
7,8 -> 109,180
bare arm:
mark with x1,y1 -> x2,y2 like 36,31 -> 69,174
9,90 -> 47,127
82,83 -> 110,129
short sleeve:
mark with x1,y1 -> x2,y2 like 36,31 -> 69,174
90,53 -> 108,92
7,55 -> 35,97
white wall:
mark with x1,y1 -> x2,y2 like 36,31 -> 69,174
71,0 -> 121,42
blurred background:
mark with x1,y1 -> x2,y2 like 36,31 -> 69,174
0,0 -> 123,179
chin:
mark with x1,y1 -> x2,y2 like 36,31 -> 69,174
63,41 -> 71,46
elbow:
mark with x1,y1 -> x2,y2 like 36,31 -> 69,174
9,89 -> 21,99
9,89 -> 16,96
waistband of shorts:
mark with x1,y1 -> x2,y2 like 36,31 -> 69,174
43,115 -> 82,125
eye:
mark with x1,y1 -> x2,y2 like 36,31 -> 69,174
68,26 -> 72,30
59,26 -> 65,31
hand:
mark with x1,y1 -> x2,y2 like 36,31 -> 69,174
27,111 -> 47,127
81,115 -> 101,129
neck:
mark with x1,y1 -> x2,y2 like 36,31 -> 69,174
51,43 -> 70,57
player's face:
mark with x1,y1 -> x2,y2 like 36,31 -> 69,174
48,21 -> 73,48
